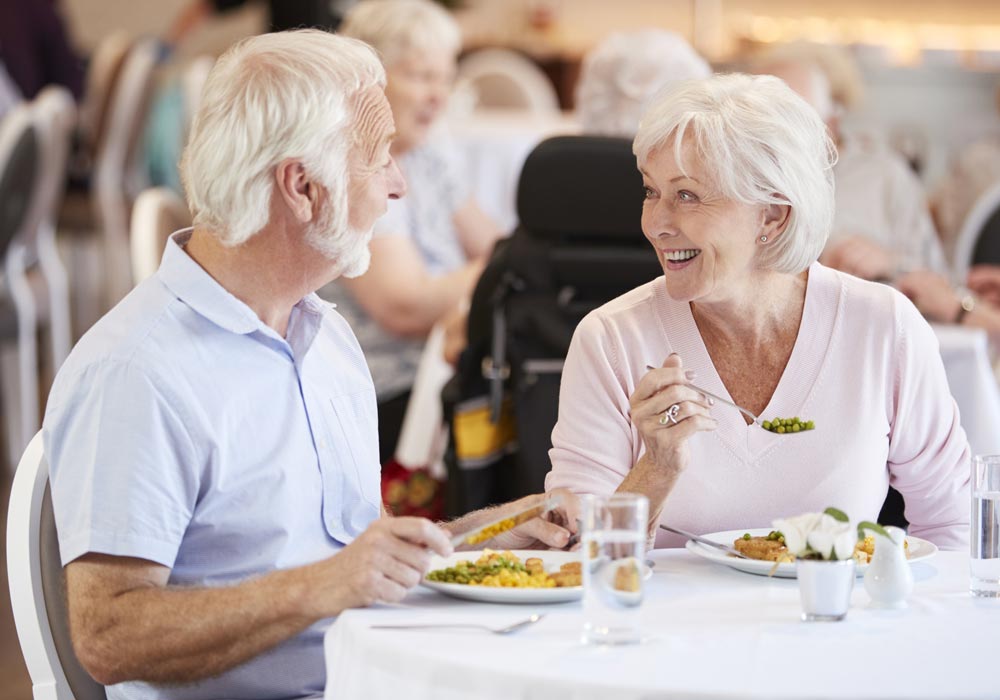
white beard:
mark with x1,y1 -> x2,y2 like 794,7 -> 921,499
304,206 -> 374,279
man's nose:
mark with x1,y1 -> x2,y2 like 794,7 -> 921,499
387,157 -> 407,200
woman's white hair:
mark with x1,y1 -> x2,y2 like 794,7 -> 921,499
339,0 -> 461,66
181,29 -> 385,247
576,30 -> 711,138
634,73 -> 836,274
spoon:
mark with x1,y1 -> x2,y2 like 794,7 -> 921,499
644,365 -> 763,427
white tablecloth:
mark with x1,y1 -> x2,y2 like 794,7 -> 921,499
324,549 -> 999,700
933,324 -> 1000,455
448,110 -> 579,234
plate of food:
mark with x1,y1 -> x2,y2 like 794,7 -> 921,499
684,528 -> 938,579
422,549 -> 584,604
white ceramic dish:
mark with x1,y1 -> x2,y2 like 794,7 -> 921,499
684,528 -> 938,579
422,550 -> 583,604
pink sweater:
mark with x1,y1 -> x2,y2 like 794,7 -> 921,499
546,263 -> 971,550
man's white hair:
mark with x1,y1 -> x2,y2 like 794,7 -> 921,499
634,73 -> 836,275
181,30 -> 385,246
576,30 -> 711,138
339,0 -> 461,66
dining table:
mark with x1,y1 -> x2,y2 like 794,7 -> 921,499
323,546 -> 999,700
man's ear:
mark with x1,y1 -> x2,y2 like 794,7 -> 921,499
274,158 -> 318,224
761,202 -> 791,241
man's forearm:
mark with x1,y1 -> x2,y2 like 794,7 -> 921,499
72,564 -> 321,685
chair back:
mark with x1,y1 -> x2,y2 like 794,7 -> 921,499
0,104 -> 38,262
455,49 -> 560,115
7,432 -> 108,700
21,87 -> 77,255
181,55 -> 214,137
951,179 -> 1000,283
130,187 -> 190,284
93,36 -> 159,305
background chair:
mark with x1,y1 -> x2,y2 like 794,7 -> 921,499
130,187 -> 190,284
0,103 -> 41,471
8,432 -> 107,700
455,49 -> 560,115
25,87 -> 76,379
443,135 -> 660,514
951,179 -> 1000,283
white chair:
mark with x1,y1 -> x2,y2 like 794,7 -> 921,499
25,86 -> 76,374
952,179 -> 1000,284
455,49 -> 560,116
7,432 -> 108,700
93,37 -> 159,307
181,55 -> 214,136
0,103 -> 41,471
130,187 -> 190,284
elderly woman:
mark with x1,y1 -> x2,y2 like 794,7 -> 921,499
546,74 -> 970,550
333,0 -> 502,462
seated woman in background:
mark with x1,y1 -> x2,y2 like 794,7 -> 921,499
330,0 -> 503,462
546,74 -> 970,550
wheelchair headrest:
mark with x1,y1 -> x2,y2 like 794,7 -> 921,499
516,135 -> 644,241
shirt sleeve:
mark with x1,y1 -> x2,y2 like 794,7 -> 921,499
43,360 -> 201,568
546,312 -> 635,498
887,295 -> 971,550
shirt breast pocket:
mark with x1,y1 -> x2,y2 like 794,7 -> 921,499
320,391 -> 382,540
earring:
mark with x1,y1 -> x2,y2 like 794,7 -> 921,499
759,235 -> 768,243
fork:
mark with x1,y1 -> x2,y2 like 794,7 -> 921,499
644,365 -> 763,427
369,614 -> 545,635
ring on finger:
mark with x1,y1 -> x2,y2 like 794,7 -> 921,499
659,403 -> 681,425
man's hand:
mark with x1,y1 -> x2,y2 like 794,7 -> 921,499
896,270 -> 962,323
821,236 -> 895,281
305,517 -> 452,616
448,489 -> 580,551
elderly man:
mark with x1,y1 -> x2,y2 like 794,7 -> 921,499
754,54 -> 948,282
43,30 -> 572,700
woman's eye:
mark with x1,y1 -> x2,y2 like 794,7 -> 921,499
677,190 -> 697,202
642,186 -> 656,199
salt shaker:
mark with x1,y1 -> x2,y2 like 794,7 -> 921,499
863,525 -> 914,608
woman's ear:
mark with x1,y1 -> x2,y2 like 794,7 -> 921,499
760,202 -> 791,242
274,158 -> 319,224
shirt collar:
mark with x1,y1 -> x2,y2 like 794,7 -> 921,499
157,229 -> 331,336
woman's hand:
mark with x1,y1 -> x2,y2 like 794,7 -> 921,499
896,270 -> 961,323
629,354 -> 717,476
967,265 -> 1000,308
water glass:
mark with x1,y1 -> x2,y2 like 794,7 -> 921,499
580,493 -> 648,645
971,455 -> 1000,597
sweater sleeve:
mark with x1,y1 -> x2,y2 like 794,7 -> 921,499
888,295 -> 971,550
546,311 -> 635,498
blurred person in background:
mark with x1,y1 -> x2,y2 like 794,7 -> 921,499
897,264 -> 1000,338
575,29 -> 711,138
330,0 -> 503,465
0,0 -> 83,101
930,84 -> 1000,264
752,43 -> 948,282
0,60 -> 21,119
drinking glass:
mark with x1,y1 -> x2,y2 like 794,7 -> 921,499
971,455 -> 1000,597
580,493 -> 648,645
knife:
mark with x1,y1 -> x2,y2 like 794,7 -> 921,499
659,524 -> 749,559
450,493 -> 564,547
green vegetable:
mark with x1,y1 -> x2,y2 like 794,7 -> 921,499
762,415 -> 815,434
743,532 -> 752,540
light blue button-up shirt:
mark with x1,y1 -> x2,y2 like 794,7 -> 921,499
43,230 -> 382,700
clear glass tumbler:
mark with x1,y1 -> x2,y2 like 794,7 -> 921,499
971,455 -> 1000,597
580,493 -> 648,645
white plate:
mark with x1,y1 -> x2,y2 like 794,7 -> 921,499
684,528 -> 939,579
422,550 -> 583,604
